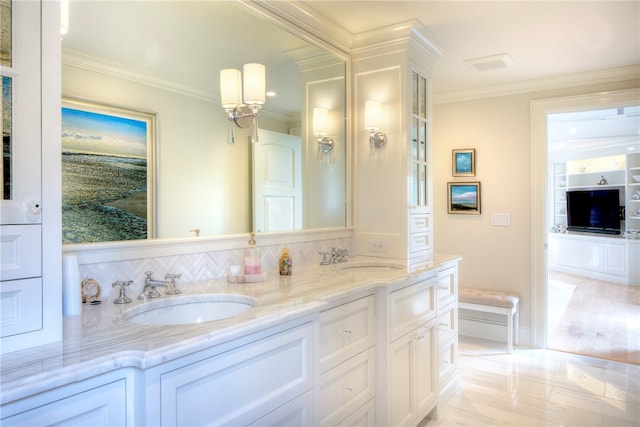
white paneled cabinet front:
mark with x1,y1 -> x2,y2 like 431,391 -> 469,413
389,318 -> 437,426
316,294 -> 376,426
146,321 -> 313,426
385,276 -> 438,426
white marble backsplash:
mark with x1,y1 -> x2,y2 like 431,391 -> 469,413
78,237 -> 352,298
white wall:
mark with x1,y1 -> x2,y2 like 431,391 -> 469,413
433,79 -> 640,335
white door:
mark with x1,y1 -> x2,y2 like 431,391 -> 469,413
252,129 -> 302,232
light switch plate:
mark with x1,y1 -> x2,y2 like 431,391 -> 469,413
491,213 -> 511,226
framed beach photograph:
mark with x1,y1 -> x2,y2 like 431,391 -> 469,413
447,182 -> 481,214
61,98 -> 156,244
452,148 -> 475,176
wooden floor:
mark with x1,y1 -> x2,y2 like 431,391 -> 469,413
548,271 -> 640,366
426,336 -> 640,426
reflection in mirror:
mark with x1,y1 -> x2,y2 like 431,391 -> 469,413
1,0 -> 11,200
61,0 -> 346,243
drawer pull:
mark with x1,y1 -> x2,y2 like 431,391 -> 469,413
340,329 -> 352,335
414,334 -> 424,340
342,386 -> 353,392
438,285 -> 449,290
438,322 -> 448,327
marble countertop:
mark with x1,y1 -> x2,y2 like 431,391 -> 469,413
0,255 -> 460,405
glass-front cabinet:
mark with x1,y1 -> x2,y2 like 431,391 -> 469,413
407,69 -> 432,267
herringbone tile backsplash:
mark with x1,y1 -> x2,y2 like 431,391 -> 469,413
79,237 -> 351,297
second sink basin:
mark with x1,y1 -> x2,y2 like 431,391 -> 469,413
125,294 -> 257,326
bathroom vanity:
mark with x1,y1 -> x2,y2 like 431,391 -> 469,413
0,256 -> 459,426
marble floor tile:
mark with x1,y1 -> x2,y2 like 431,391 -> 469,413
427,337 -> 640,426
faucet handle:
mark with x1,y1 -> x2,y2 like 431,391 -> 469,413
164,273 -> 182,295
112,280 -> 133,304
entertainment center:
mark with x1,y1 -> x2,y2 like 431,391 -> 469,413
549,153 -> 640,285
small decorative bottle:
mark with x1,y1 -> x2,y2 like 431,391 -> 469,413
243,232 -> 261,275
279,247 -> 292,276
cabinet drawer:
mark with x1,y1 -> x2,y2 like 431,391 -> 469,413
318,295 -> 375,373
336,398 -> 376,427
0,278 -> 42,338
248,390 -> 313,427
439,337 -> 457,385
317,347 -> 376,427
437,304 -> 457,344
409,213 -> 430,233
409,232 -> 430,253
1,377 -> 128,426
436,266 -> 457,309
390,279 -> 436,342
158,322 -> 313,427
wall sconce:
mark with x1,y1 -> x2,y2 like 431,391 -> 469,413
220,63 -> 265,144
60,0 -> 69,35
313,107 -> 334,162
364,100 -> 387,149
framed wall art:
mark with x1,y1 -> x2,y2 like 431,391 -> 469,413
452,148 -> 475,176
61,98 -> 156,244
447,182 -> 481,214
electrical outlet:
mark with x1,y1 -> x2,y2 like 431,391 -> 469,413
369,239 -> 387,252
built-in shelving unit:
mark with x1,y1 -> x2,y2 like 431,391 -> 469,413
626,153 -> 640,228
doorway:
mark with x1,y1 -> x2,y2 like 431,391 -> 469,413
530,89 -> 640,363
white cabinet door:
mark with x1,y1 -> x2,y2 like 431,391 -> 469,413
565,238 -> 582,268
603,243 -> 625,276
389,319 -> 437,427
583,240 -> 603,272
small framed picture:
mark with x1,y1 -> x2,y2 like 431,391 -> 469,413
452,149 -> 475,176
447,182 -> 481,214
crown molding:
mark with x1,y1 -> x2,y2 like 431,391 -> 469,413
434,65 -> 640,104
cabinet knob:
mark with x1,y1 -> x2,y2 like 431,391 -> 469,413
27,200 -> 42,215
340,329 -> 352,335
342,386 -> 353,392
414,334 -> 424,340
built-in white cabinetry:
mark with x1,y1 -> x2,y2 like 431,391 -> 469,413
386,276 -> 438,426
145,320 -> 314,426
1,0 -> 62,355
316,293 -> 376,426
0,370 -> 136,426
626,153 -> 640,230
436,265 -> 458,402
548,233 -> 635,284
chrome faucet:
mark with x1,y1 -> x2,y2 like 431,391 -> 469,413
164,273 -> 182,295
138,271 -> 169,301
319,247 -> 352,265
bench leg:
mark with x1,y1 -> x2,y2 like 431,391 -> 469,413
514,304 -> 520,347
507,311 -> 513,353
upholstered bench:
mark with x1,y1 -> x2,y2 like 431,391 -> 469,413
458,288 -> 520,353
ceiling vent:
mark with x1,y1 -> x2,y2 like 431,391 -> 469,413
464,53 -> 515,72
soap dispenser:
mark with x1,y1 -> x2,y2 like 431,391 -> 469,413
279,247 -> 292,276
243,232 -> 261,275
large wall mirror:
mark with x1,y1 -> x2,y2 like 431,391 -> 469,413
61,0 -> 347,245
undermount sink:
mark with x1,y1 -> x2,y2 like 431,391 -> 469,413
125,294 -> 257,326
337,262 -> 405,272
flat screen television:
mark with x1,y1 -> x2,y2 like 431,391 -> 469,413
566,189 -> 621,235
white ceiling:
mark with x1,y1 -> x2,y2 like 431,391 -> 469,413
305,0 -> 640,99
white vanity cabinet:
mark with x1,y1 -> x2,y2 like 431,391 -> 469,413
0,369 -> 137,426
436,264 -> 459,402
385,275 -> 438,426
316,293 -> 377,426
145,319 -> 314,426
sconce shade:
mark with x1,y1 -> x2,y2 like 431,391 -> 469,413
220,69 -> 242,109
60,0 -> 69,34
364,100 -> 381,131
243,63 -> 266,105
313,107 -> 328,135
